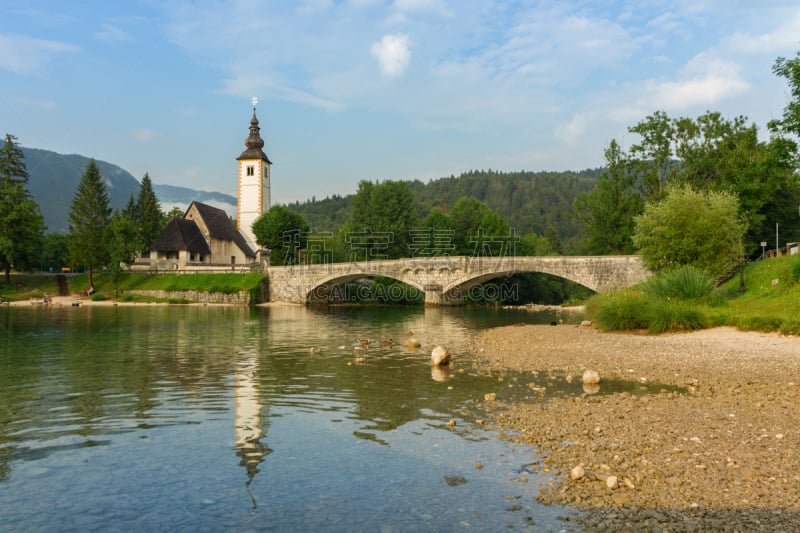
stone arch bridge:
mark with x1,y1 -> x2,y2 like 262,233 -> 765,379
267,255 -> 649,305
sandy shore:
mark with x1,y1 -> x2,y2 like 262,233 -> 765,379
472,324 -> 800,531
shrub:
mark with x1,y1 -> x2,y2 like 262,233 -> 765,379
646,300 -> 708,334
643,266 -> 712,301
587,291 -> 650,331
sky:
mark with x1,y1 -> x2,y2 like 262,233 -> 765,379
2,1 -> 800,204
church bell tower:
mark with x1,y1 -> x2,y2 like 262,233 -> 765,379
237,97 -> 272,248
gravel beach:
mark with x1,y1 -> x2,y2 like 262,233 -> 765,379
472,324 -> 800,531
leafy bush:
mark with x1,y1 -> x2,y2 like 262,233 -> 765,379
633,184 -> 746,276
643,266 -> 712,300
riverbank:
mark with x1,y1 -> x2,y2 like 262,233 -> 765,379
472,324 -> 800,531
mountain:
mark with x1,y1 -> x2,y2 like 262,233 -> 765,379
287,168 -> 601,254
153,184 -> 237,218
21,147 -> 236,233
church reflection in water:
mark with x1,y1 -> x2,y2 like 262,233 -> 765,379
233,356 -> 271,492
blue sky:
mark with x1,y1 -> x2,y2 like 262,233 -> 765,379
2,1 -> 800,204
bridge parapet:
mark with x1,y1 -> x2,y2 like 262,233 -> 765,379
266,255 -> 650,305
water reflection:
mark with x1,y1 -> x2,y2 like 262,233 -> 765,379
0,304 -> 580,531
234,356 -> 271,490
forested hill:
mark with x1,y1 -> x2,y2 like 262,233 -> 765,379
286,169 -> 601,252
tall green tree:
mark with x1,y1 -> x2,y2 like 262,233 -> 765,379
633,184 -> 746,275
628,111 -> 677,199
574,139 -> 644,254
107,207 -> 139,296
344,180 -> 417,259
416,207 -> 456,256
770,49 -> 800,138
252,205 -> 309,265
0,134 -> 45,283
136,173 -> 162,254
0,134 -> 29,185
68,160 -> 111,288
38,233 -> 70,272
448,196 -> 513,256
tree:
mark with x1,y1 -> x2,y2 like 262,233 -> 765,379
673,111 -> 799,249
163,205 -> 184,222
107,207 -> 139,296
0,134 -> 45,283
0,134 -> 29,185
417,207 -> 456,256
38,233 -> 70,272
448,196 -> 514,256
136,173 -> 162,253
770,50 -> 800,138
633,184 -> 746,275
252,205 -> 309,265
344,180 -> 417,259
574,139 -> 644,254
67,160 -> 111,288
628,111 -> 677,199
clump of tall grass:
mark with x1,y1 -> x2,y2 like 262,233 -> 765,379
642,266 -> 712,300
645,299 -> 709,334
586,290 -> 650,331
587,266 -> 714,333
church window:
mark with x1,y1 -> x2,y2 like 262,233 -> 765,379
246,166 -> 254,176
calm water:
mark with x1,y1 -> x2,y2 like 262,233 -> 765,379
0,304 -> 584,532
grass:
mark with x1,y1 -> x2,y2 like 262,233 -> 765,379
0,272 -> 266,303
588,255 -> 800,334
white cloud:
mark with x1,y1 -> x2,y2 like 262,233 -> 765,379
0,33 -> 79,74
371,34 -> 411,77
726,9 -> 800,54
644,56 -> 749,111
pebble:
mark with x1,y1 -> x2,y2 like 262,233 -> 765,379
473,323 -> 800,531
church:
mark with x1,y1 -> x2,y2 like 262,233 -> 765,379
142,101 -> 271,271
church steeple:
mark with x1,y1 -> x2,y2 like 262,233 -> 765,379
236,97 -> 272,248
238,106 -> 272,163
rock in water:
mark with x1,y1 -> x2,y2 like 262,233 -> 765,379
431,345 -> 451,366
405,337 -> 421,349
582,369 -> 601,384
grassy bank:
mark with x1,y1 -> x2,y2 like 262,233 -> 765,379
0,272 -> 266,303
587,255 -> 800,334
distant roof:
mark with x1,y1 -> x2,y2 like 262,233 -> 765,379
150,218 -> 211,254
188,201 -> 256,258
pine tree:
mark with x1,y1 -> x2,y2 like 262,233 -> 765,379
136,173 -> 162,254
107,207 -> 139,296
0,134 -> 45,283
0,134 -> 29,185
68,160 -> 111,288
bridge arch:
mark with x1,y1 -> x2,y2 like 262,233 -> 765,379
266,256 -> 649,305
304,273 -> 425,304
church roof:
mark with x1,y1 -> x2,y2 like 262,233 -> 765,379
150,218 -> 211,254
237,108 -> 272,163
188,201 -> 256,258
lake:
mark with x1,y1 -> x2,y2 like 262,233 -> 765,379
0,304 -> 583,532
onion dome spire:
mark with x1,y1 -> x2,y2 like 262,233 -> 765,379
237,97 -> 272,163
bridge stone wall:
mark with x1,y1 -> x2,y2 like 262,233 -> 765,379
267,255 -> 650,305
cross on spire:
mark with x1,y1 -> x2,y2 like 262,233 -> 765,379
251,96 -> 258,109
